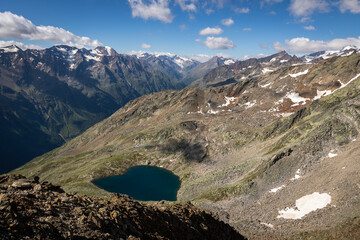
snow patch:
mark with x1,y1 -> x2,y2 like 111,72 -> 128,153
291,169 -> 301,181
270,185 -> 285,193
244,100 -> 257,109
219,96 -> 237,107
280,59 -> 288,63
224,59 -> 235,65
262,68 -> 274,74
207,109 -> 219,114
105,46 -> 112,55
328,150 -> 337,158
275,112 -> 293,118
85,55 -> 101,62
289,69 -> 309,78
56,47 -> 68,52
260,82 -> 272,88
187,107 -> 204,115
260,222 -> 274,228
277,192 -> 331,220
341,51 -> 355,57
314,89 -> 333,100
284,92 -> 310,107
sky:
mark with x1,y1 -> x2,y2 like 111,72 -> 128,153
1,0 -> 360,61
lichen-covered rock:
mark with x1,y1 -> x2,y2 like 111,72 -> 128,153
0,175 -> 245,240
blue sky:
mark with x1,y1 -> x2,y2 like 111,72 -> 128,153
1,0 -> 360,60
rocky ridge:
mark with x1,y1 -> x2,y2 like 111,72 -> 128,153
0,175 -> 244,240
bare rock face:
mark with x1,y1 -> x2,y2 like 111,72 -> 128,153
0,175 -> 245,240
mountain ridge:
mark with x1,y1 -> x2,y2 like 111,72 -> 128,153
0,44 -> 184,173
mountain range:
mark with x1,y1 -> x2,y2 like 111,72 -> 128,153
0,45 -> 232,173
11,45 -> 360,239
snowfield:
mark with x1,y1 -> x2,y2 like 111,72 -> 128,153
277,192 -> 331,220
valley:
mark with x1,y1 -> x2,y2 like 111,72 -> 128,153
0,45 -> 224,173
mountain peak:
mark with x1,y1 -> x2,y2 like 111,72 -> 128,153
0,45 -> 22,53
93,46 -> 117,56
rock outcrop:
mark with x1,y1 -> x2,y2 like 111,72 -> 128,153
0,175 -> 245,240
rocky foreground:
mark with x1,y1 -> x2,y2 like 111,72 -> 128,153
0,175 -> 245,240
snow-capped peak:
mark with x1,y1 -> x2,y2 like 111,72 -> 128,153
127,50 -> 197,69
302,45 -> 359,62
92,46 -> 116,56
0,45 -> 21,53
224,59 -> 235,65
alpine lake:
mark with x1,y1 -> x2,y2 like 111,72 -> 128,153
92,166 -> 181,201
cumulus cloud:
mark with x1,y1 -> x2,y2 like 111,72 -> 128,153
273,36 -> 360,53
199,27 -> 223,36
289,0 -> 329,17
339,0 -> 360,13
234,7 -> 250,13
175,0 -> 197,11
0,11 -> 101,47
221,18 -> 234,26
128,0 -> 174,23
0,40 -> 42,50
304,25 -> 315,30
141,43 -> 151,48
198,36 -> 236,50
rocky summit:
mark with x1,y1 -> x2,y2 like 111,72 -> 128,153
0,175 -> 244,240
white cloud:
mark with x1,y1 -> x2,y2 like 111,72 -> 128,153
339,0 -> 360,13
273,36 -> 360,53
198,36 -> 236,50
221,18 -> 234,26
212,0 -> 230,8
206,9 -> 214,15
234,7 -> 250,13
241,53 -> 267,60
304,25 -> 315,30
141,43 -> 151,48
0,11 -> 101,47
175,0 -> 197,11
0,40 -> 42,50
216,52 -> 233,58
128,0 -> 174,23
199,27 -> 223,36
187,54 -> 212,62
243,28 -> 252,31
289,0 -> 329,17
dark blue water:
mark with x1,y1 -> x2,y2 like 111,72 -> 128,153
93,166 -> 181,201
